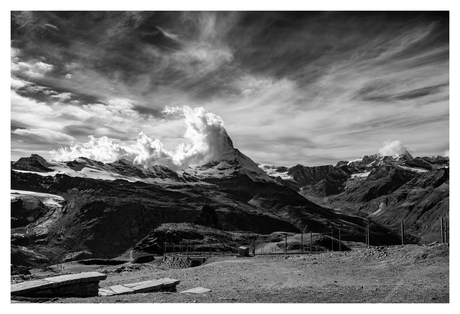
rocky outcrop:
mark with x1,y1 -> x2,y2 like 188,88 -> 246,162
11,195 -> 48,228
12,154 -> 53,172
287,164 -> 334,186
344,165 -> 418,202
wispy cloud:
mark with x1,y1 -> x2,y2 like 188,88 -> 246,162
11,12 -> 449,165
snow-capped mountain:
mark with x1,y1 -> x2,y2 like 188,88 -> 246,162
182,133 -> 276,183
12,131 -> 275,185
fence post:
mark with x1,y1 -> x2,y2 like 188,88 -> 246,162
253,237 -> 256,256
401,221 -> 404,245
446,218 -> 449,244
301,230 -> 304,254
369,225 -> 371,246
285,234 -> 288,255
331,227 -> 334,252
441,217 -> 444,243
310,232 -> 312,254
339,228 -> 341,252
366,225 -> 369,247
365,226 -> 367,246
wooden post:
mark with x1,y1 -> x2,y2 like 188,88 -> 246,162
444,218 -> 449,243
368,225 -> 371,247
285,234 -> 288,255
331,227 -> 334,251
365,226 -> 367,245
301,230 -> 304,254
441,217 -> 444,243
339,229 -> 341,252
366,225 -> 369,247
401,221 -> 404,245
310,232 -> 312,254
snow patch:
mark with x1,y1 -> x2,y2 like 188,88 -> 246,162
351,171 -> 371,178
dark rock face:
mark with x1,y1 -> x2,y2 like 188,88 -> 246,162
404,157 -> 433,170
11,245 -> 50,267
344,166 -> 418,203
361,168 -> 449,243
194,205 -> 221,229
287,164 -> 334,186
11,195 -> 48,228
309,167 -> 351,196
12,154 -> 53,172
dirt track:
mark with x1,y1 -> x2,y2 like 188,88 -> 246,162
46,243 -> 449,303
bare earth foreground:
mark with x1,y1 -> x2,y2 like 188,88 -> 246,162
29,243 -> 448,304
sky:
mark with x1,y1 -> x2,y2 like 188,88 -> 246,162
10,11 -> 449,166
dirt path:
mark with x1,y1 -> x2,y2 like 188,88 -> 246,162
46,243 -> 449,303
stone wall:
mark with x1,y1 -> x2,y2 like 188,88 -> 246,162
161,255 -> 207,268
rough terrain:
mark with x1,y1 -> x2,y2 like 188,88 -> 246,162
15,243 -> 448,303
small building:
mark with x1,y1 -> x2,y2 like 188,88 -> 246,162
238,246 -> 250,257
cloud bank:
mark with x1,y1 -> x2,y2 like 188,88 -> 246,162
51,106 -> 231,169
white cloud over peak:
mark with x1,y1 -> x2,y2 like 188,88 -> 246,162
378,140 -> 410,157
51,106 -> 231,170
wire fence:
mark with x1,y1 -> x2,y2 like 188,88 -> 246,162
162,217 -> 449,257
162,241 -> 228,257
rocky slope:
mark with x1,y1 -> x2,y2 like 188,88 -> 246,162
260,151 -> 449,243
11,136 -> 408,267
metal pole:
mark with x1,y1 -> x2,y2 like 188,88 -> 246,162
441,217 -> 444,243
339,229 -> 341,252
285,234 -> 288,255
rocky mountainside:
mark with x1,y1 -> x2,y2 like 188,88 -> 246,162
259,151 -> 449,243
11,136 -> 408,267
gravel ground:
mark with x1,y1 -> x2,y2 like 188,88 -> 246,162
32,243 -> 450,304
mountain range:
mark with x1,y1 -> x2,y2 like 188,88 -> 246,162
11,133 -> 449,267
